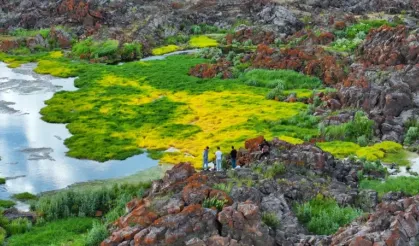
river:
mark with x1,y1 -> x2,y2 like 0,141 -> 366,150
0,62 -> 158,201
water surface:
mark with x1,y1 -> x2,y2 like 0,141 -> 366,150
0,62 -> 157,200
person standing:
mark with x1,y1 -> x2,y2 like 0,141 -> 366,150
230,146 -> 237,169
215,147 -> 223,171
203,146 -> 209,170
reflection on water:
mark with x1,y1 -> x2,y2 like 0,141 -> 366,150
0,62 -> 157,199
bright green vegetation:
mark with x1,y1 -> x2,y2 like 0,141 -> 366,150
85,221 -> 109,246
360,177 -> 419,197
72,38 -> 143,62
6,217 -> 95,246
242,69 -> 323,90
11,192 -> 37,201
331,20 -> 397,52
213,182 -> 234,194
190,24 -> 225,35
405,127 -> 419,145
35,182 -> 150,221
0,200 -> 16,208
322,111 -> 374,142
262,212 -> 280,229
202,197 -> 228,211
357,160 -> 388,178
295,194 -> 362,235
7,218 -> 32,235
317,141 -> 361,159
0,178 -> 5,185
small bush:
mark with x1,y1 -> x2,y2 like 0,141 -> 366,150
12,192 -> 37,201
264,163 -> 286,179
202,197 -> 228,211
295,194 -> 361,235
357,135 -> 368,147
8,218 -> 32,235
213,183 -> 233,194
404,127 -> 419,145
0,200 -> 16,208
120,42 -> 143,61
0,178 -> 5,184
85,221 -> 109,246
324,111 -> 373,142
262,212 -> 280,229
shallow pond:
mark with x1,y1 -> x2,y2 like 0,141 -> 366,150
0,62 -> 158,200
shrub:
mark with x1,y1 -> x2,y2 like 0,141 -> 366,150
202,197 -> 228,211
92,39 -> 119,59
324,111 -> 373,142
404,127 -> 419,145
0,227 -> 5,245
12,192 -> 37,201
0,200 -> 16,208
262,212 -> 280,229
120,42 -> 143,61
357,135 -> 368,147
85,221 -> 109,246
213,183 -> 233,194
8,218 -> 32,235
317,141 -> 361,159
35,182 -> 150,221
266,85 -> 286,100
0,178 -> 5,184
295,194 -> 361,235
264,163 -> 286,179
360,160 -> 387,177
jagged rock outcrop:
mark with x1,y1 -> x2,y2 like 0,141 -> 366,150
332,195 -> 419,245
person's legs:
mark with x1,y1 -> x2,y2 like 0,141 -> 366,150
216,159 -> 221,171
203,159 -> 208,170
231,159 -> 236,168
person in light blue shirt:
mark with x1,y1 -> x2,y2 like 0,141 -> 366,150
215,147 -> 222,171
203,146 -> 209,170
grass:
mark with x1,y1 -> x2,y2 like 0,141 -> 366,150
264,162 -> 286,179
6,217 -> 95,246
11,192 -> 37,201
295,194 -> 362,235
317,141 -> 361,159
262,212 -> 280,229
0,200 -> 16,208
202,197 -> 228,211
242,69 -> 323,90
151,45 -> 180,55
360,177 -> 419,197
213,182 -> 234,194
189,35 -> 218,48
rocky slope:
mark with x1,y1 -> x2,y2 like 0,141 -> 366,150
99,138 -> 402,246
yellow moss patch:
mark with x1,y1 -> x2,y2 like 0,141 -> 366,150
279,136 -> 304,145
189,36 -> 218,48
49,51 -> 63,59
34,60 -> 74,77
152,45 -> 180,55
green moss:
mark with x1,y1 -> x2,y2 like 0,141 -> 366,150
360,177 -> 419,197
11,192 -> 37,201
0,178 -> 5,185
0,200 -> 16,208
6,217 -> 95,246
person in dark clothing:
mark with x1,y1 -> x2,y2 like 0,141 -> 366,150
230,146 -> 237,169
259,139 -> 270,160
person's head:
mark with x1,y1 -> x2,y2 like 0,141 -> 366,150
217,146 -> 220,150
206,146 -> 209,150
231,146 -> 235,149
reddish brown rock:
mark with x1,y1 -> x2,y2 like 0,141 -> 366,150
182,182 -> 211,205
245,136 -> 264,153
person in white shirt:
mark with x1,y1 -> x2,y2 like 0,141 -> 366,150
215,147 -> 223,171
